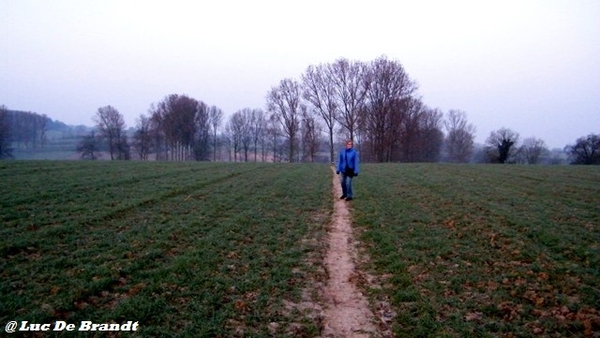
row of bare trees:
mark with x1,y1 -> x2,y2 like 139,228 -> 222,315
265,56 -> 476,163
145,94 -> 212,161
0,106 -> 57,159
75,55 -> 596,165
84,95 -> 225,162
483,128 -> 555,164
225,108 -> 265,162
83,57 -> 478,163
220,105 -> 322,163
481,128 -> 600,165
265,56 -> 596,164
0,106 -> 49,150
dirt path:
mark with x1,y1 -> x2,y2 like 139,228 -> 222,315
321,168 -> 378,337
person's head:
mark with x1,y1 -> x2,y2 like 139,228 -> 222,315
345,140 -> 353,149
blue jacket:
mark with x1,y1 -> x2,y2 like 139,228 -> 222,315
337,148 -> 359,176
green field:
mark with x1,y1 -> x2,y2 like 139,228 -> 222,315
1,161 -> 599,337
354,164 -> 600,337
1,161 -> 331,336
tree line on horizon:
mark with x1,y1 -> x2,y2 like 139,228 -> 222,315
1,56 -> 599,164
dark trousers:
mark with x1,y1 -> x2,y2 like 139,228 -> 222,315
340,173 -> 353,198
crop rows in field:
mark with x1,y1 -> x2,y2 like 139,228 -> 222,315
1,161 -> 332,336
353,164 -> 600,337
2,161 -> 599,337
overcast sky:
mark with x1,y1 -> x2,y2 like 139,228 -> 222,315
2,0 -> 599,148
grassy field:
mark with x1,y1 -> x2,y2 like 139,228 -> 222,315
353,164 -> 600,337
1,162 -> 599,337
0,161 -> 332,336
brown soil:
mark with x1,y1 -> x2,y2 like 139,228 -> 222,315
321,168 -> 378,337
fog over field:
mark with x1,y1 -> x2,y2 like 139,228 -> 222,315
2,0 -> 599,149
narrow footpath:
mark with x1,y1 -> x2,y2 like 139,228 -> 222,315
321,168 -> 378,337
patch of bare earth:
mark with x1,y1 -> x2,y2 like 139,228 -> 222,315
277,168 -> 394,337
320,168 -> 379,337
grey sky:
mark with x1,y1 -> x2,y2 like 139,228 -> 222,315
2,0 -> 599,149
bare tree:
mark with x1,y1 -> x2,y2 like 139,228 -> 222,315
300,107 -> 321,162
267,78 -> 302,162
0,105 -> 13,159
444,110 -> 476,163
398,98 -> 424,162
193,103 -> 210,161
226,118 -> 238,162
208,106 -> 224,162
163,96 -> 196,153
518,137 -> 548,164
148,105 -> 166,160
230,109 -> 254,162
37,114 -> 48,148
362,56 -> 418,162
132,114 -> 152,160
266,115 -> 282,162
227,110 -> 251,162
223,122 -> 234,162
418,108 -> 444,162
302,63 -> 338,163
565,133 -> 600,165
485,127 -> 520,163
77,131 -> 101,160
328,58 -> 369,141
93,105 -> 128,160
149,94 -> 210,161
250,109 -> 266,162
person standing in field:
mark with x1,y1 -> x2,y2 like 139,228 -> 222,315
336,139 -> 359,201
